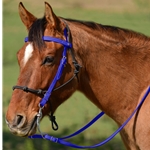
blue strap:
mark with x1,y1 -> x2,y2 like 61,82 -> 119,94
29,111 -> 105,142
39,55 -> 67,107
61,111 -> 105,140
43,36 -> 72,48
24,28 -> 71,108
24,36 -> 72,48
29,86 -> 150,148
24,37 -> 28,42
24,28 -> 72,108
39,29 -> 70,108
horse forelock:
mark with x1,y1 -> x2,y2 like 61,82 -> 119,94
28,16 -> 47,50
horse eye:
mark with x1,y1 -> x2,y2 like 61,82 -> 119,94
42,56 -> 54,65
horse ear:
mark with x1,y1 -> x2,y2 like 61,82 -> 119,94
44,2 -> 60,28
18,2 -> 37,29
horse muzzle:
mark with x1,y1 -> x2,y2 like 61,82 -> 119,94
5,114 -> 37,137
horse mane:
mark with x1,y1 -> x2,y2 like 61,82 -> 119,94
28,16 -> 150,50
65,18 -> 149,39
64,18 -> 150,50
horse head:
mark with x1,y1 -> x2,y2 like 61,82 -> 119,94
6,2 -> 79,137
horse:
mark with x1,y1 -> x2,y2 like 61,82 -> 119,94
6,2 -> 150,150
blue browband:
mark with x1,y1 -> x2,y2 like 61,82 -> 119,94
25,36 -> 72,48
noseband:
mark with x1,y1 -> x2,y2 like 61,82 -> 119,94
13,24 -> 81,130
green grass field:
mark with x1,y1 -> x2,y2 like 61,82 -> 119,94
3,0 -> 150,150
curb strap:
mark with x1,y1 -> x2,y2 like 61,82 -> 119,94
29,86 -> 150,148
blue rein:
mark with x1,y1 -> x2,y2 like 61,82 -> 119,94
29,86 -> 150,148
25,27 -> 150,148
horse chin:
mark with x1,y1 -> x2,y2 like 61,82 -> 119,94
6,116 -> 37,137
25,119 -> 37,137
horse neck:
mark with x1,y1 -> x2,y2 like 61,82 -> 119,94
67,20 -> 150,125
67,21 -> 115,112
70,23 -> 104,96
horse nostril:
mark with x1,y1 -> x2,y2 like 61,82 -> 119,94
16,115 -> 23,124
14,114 -> 26,128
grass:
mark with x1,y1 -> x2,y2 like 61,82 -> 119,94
3,0 -> 150,150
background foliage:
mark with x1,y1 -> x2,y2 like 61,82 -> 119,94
3,0 -> 150,150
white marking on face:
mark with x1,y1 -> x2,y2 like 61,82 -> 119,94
23,43 -> 34,66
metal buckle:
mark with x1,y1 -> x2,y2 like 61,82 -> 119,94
36,105 -> 45,139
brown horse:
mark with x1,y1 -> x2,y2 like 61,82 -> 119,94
6,2 -> 150,150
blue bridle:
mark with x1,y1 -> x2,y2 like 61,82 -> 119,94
13,25 -> 150,149
13,27 -> 81,130
35,28 -> 72,109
